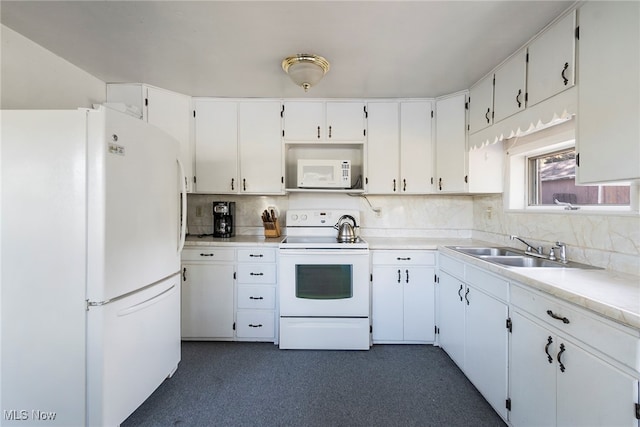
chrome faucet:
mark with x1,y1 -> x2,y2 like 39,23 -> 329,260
553,242 -> 568,264
510,235 -> 544,257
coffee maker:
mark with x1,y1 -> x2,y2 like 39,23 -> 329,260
212,201 -> 235,238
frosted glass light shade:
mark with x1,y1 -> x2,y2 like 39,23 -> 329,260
282,54 -> 330,92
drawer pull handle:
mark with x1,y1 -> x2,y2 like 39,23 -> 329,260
557,343 -> 566,372
457,285 -> 463,302
545,336 -> 553,363
249,324 -> 263,328
546,310 -> 570,324
396,257 -> 411,261
200,253 -> 215,257
249,296 -> 264,300
249,254 -> 264,258
465,288 -> 470,305
250,272 -> 264,276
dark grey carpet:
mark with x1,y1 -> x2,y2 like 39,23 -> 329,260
123,342 -> 506,427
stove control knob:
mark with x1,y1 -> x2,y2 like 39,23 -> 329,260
301,214 -> 308,221
291,214 -> 298,221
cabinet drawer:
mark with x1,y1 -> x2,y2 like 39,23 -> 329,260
372,250 -> 436,266
438,254 -> 464,279
465,265 -> 508,302
511,284 -> 640,373
237,285 -> 276,309
182,247 -> 235,262
236,311 -> 275,339
237,264 -> 276,283
237,248 -> 276,263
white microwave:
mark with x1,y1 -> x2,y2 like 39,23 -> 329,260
297,159 -> 351,189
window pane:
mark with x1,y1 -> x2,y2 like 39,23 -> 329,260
529,149 -> 630,206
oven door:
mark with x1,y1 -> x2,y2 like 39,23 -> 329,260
279,249 -> 369,317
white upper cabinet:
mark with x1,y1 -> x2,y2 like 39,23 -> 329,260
435,93 -> 467,193
366,102 -> 400,194
282,100 -> 365,142
106,83 -> 194,192
468,74 -> 494,134
238,101 -> 284,194
576,1 -> 640,184
194,100 -> 238,193
194,99 -> 284,194
527,10 -> 576,107
493,48 -> 527,123
399,101 -> 434,194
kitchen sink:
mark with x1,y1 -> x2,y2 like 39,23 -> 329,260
447,246 -> 602,269
448,246 -> 523,257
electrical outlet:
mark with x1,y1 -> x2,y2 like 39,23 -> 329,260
195,206 -> 203,217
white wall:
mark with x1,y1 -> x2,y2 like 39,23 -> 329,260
1,25 -> 106,109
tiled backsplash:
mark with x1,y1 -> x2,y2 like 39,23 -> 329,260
186,193 -> 639,275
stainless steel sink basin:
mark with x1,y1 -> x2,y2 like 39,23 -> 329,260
447,246 -> 602,269
449,246 -> 523,257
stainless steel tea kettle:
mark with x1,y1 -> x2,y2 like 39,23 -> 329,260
334,214 -> 358,242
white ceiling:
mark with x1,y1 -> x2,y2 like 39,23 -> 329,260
0,1 -> 574,99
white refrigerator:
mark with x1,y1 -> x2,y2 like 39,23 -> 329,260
1,106 -> 187,426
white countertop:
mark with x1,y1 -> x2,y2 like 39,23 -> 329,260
185,234 -> 283,247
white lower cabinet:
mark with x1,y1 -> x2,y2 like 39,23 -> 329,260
371,250 -> 436,343
509,284 -> 640,426
437,254 -> 509,420
235,248 -> 277,342
181,246 -> 277,342
181,248 -> 235,340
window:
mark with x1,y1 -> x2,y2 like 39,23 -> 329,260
528,148 -> 630,207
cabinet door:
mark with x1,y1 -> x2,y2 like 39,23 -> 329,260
372,266 -> 404,341
577,1 -> 640,183
464,286 -> 509,420
437,271 -> 465,368
194,100 -> 238,193
435,93 -> 467,193
326,101 -> 365,141
238,101 -> 283,194
468,74 -> 494,134
493,49 -> 527,123
366,102 -> 400,194
400,101 -> 433,193
509,311 -> 556,427
146,87 -> 194,192
403,267 -> 435,342
527,10 -> 576,107
282,101 -> 323,140
556,339 -> 639,427
181,263 -> 235,339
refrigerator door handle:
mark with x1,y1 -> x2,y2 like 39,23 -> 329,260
177,158 -> 187,253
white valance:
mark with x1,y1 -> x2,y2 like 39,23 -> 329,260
468,86 -> 577,150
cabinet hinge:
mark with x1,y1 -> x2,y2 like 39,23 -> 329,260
434,325 -> 439,335
575,26 -> 580,40
431,177 -> 434,185
506,317 -> 513,333
467,124 -> 470,131
370,325 -> 373,334
465,102 -> 469,110
193,110 -> 196,118
506,398 -> 512,411
464,175 -> 468,184
281,104 -> 284,118
370,273 -> 373,282
635,403 -> 640,419
363,129 -> 366,137
193,176 -> 197,183
525,92 -> 529,103
233,322 -> 236,331
576,153 -> 580,167
431,110 -> 434,118
281,176 -> 284,184
434,274 -> 439,284
233,272 -> 237,280
364,105 -> 368,118
145,98 -> 148,107
365,177 -> 369,185
492,76 -> 495,86
526,52 -> 529,63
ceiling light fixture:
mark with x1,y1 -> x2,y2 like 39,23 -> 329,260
281,54 -> 330,92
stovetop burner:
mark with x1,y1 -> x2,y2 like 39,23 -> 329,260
279,209 -> 368,250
